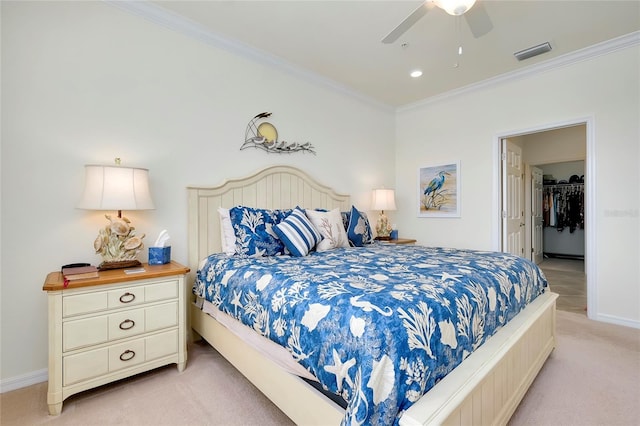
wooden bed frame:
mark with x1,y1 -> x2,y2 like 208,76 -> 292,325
187,165 -> 558,425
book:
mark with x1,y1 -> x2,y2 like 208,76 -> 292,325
62,265 -> 99,280
64,271 -> 99,280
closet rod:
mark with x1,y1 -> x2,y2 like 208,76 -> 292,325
543,183 -> 583,189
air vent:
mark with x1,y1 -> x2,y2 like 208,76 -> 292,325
514,42 -> 552,61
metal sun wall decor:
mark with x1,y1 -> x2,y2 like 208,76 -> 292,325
418,161 -> 461,217
241,112 -> 316,154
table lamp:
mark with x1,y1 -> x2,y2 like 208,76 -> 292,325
372,188 -> 396,240
77,158 -> 155,270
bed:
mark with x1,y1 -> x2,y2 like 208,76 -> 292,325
187,165 -> 558,425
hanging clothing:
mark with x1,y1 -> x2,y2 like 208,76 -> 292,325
549,192 -> 556,227
543,184 -> 584,233
543,191 -> 550,226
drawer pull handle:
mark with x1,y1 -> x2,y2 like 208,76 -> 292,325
119,292 -> 136,303
119,350 -> 136,362
119,319 -> 135,330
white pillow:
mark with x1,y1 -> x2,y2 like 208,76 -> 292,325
218,207 -> 236,255
305,208 -> 350,252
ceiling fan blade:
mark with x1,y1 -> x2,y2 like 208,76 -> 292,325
464,1 -> 493,38
381,1 -> 434,44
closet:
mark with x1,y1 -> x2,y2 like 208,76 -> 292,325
541,162 -> 585,259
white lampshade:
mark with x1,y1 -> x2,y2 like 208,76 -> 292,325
436,0 -> 476,16
77,165 -> 155,211
372,188 -> 397,211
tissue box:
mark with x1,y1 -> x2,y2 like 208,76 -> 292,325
148,246 -> 171,265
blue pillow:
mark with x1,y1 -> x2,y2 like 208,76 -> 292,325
229,206 -> 290,256
274,207 -> 322,257
347,205 -> 374,247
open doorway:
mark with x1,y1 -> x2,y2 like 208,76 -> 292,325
500,121 -> 589,316
535,159 -> 586,315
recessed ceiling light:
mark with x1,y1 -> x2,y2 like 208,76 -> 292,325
410,70 -> 423,78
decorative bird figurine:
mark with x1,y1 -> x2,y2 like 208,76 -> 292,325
424,171 -> 449,197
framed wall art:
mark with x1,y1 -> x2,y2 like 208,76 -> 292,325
418,161 -> 460,217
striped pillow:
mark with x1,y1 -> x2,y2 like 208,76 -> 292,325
274,207 -> 322,257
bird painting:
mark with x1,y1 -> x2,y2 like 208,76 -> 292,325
424,171 -> 449,199
420,164 -> 457,214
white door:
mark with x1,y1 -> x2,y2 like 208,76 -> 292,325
502,139 -> 525,257
531,166 -> 544,264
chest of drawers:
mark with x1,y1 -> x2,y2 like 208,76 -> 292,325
42,262 -> 190,415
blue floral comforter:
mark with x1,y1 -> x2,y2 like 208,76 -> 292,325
193,244 -> 548,425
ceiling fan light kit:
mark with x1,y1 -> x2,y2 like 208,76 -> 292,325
514,42 -> 552,61
436,0 -> 477,16
382,0 -> 491,44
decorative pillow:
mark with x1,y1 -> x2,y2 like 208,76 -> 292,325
274,207 -> 322,257
347,205 -> 374,247
305,208 -> 350,252
218,207 -> 236,256
341,211 -> 350,231
229,206 -> 290,257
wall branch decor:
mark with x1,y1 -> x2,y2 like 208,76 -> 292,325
241,112 -> 316,154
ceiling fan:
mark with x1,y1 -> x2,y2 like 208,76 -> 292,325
382,0 -> 493,44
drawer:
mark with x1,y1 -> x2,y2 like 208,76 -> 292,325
63,292 -> 108,317
63,316 -> 108,352
108,339 -> 146,372
63,302 -> 178,351
146,329 -> 178,361
62,279 -> 178,318
106,330 -> 178,372
145,280 -> 178,302
63,330 -> 178,386
63,286 -> 145,318
145,302 -> 178,332
108,308 -> 146,341
63,339 -> 147,385
63,346 -> 109,386
108,286 -> 145,309
108,302 -> 177,340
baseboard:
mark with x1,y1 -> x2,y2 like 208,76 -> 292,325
592,313 -> 640,330
0,368 -> 47,393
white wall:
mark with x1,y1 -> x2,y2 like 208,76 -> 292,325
0,1 -> 395,384
538,161 -> 585,182
523,125 -> 586,165
396,43 -> 640,327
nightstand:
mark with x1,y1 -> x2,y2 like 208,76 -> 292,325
381,238 -> 417,245
42,261 -> 190,415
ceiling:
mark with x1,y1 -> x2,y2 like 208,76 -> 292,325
148,1 -> 640,107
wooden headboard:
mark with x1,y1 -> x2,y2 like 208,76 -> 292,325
187,165 -> 350,273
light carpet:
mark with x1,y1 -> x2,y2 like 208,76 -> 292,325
1,310 -> 638,425
508,310 -> 640,426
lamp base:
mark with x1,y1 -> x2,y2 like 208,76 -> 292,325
98,260 -> 142,271
375,236 -> 392,241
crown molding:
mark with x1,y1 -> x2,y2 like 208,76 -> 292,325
107,2 -> 638,114
399,30 -> 640,112
105,0 -> 394,113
